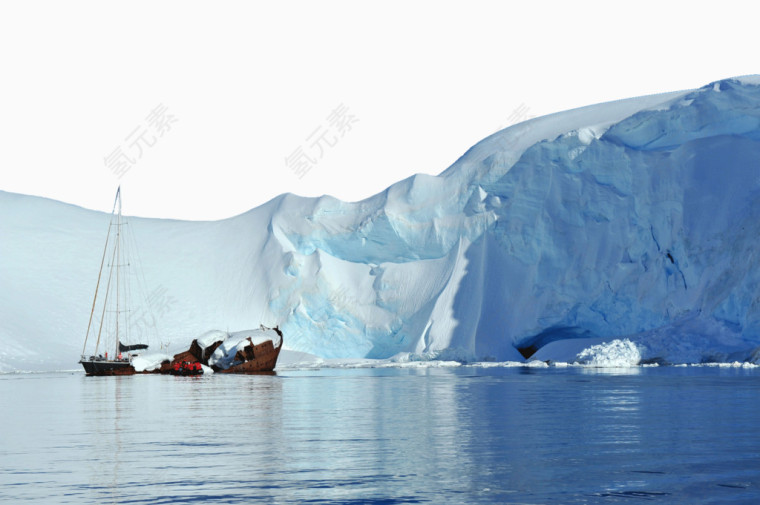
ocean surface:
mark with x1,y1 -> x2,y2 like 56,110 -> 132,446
1,365 -> 759,504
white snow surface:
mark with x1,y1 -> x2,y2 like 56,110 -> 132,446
3,77 -> 760,371
131,353 -> 171,373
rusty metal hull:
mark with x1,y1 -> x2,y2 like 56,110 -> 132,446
218,340 -> 283,374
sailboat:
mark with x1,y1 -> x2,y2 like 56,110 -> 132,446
79,187 -> 149,376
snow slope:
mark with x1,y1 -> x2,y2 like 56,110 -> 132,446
3,76 -> 760,371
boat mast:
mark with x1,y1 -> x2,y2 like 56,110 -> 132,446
94,238 -> 118,355
86,187 -> 123,357
115,186 -> 122,357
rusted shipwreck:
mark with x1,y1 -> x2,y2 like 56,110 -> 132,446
161,327 -> 284,375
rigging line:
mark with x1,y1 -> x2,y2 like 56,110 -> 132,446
82,218 -> 114,355
122,217 -> 132,346
94,221 -> 120,356
126,215 -> 157,347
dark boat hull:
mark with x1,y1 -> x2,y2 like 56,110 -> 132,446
80,358 -> 135,376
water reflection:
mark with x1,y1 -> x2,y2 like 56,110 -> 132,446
580,365 -> 642,376
82,376 -> 130,501
77,373 -> 287,503
269,368 -> 473,502
4,367 -> 760,503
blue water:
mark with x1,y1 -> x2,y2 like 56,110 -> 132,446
1,366 -> 759,504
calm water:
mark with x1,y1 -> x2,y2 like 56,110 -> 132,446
1,366 -> 759,504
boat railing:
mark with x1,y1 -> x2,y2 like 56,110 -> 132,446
80,354 -> 131,362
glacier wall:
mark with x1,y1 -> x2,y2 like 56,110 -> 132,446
2,77 -> 760,370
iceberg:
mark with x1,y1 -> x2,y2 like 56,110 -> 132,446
3,76 -> 760,371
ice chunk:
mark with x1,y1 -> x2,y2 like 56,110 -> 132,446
575,339 -> 641,367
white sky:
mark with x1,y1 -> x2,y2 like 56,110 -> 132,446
1,1 -> 756,220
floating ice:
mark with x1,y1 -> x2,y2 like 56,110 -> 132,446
575,339 -> 642,367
